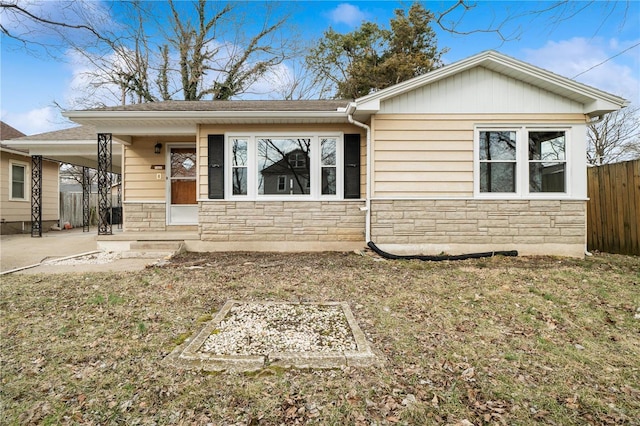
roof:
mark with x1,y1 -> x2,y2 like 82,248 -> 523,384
9,124 -> 97,141
354,50 -> 629,117
1,121 -> 29,155
64,100 -> 353,130
82,100 -> 350,112
1,121 -> 26,140
2,124 -> 121,173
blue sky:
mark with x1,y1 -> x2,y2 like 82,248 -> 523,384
1,0 -> 639,135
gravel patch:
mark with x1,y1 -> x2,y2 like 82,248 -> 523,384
199,302 -> 357,355
169,300 -> 377,371
45,251 -> 120,265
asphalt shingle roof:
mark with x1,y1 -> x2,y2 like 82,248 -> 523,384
81,100 -> 351,112
1,121 -> 26,140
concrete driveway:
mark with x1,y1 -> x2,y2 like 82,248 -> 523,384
1,229 -> 150,274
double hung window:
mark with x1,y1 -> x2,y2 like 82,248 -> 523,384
9,161 -> 27,200
528,131 -> 566,193
476,127 -> 568,196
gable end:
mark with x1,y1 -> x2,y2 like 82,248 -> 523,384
379,66 -> 586,115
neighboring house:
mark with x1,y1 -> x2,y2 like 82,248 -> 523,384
7,51 -> 629,256
0,122 -> 60,234
260,147 -> 311,195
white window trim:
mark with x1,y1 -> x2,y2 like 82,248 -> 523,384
9,160 -> 29,201
225,133 -> 344,201
474,125 -> 573,199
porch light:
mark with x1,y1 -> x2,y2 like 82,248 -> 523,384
154,142 -> 162,154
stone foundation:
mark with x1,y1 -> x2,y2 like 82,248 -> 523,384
371,199 -> 586,257
199,201 -> 365,243
123,202 -> 166,232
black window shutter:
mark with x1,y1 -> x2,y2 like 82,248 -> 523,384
344,133 -> 361,199
208,134 -> 224,199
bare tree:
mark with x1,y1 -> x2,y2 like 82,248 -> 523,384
2,1 -> 293,105
434,0 -> 631,42
588,106 -> 640,165
60,164 -> 96,188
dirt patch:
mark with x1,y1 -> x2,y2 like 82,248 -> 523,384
1,251 -> 639,424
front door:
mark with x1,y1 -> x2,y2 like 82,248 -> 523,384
167,146 -> 198,224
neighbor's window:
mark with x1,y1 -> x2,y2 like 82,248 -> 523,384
479,131 -> 517,193
277,175 -> 286,192
528,131 -> 566,193
258,138 -> 311,195
10,161 -> 27,200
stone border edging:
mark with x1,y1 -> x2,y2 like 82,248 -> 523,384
165,300 -> 378,372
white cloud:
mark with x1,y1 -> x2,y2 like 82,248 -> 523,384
1,106 -> 69,135
327,3 -> 368,27
523,37 -> 640,105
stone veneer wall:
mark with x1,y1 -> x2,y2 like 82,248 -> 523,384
123,202 -> 166,231
199,201 -> 365,242
371,199 -> 586,246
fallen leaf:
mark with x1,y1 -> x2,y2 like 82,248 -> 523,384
462,367 -> 475,381
534,410 -> 549,419
431,394 -> 439,408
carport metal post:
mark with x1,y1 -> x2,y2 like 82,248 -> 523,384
82,166 -> 90,232
30,155 -> 42,237
97,133 -> 112,235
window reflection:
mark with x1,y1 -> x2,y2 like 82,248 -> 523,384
529,131 -> 566,193
258,138 -> 311,195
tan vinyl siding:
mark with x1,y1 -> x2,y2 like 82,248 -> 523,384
197,123 -> 367,199
0,152 -> 59,221
123,136 -> 195,201
371,113 -> 586,198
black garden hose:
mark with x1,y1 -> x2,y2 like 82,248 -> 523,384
367,241 -> 518,261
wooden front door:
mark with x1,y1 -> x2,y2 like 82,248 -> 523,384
168,146 -> 197,224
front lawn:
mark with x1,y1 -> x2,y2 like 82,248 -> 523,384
1,252 -> 639,425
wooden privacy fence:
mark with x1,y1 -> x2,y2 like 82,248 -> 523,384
587,159 -> 640,255
59,193 -> 119,228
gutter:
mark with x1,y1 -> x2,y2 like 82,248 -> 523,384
346,103 -> 372,241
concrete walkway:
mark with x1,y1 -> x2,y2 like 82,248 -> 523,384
1,229 -> 150,274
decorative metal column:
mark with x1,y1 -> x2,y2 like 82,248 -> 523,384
82,166 -> 91,232
31,155 -> 43,237
97,133 -> 112,235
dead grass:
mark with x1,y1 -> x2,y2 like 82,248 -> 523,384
1,252 -> 639,425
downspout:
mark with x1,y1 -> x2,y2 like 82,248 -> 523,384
346,103 -> 371,242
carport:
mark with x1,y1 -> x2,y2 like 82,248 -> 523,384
4,125 -> 124,237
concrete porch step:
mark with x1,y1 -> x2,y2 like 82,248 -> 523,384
122,241 -> 186,259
